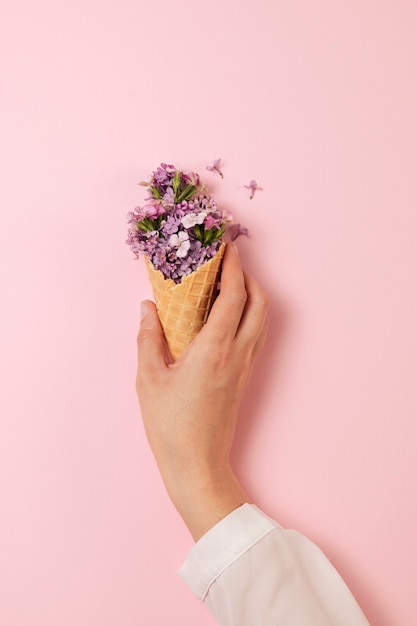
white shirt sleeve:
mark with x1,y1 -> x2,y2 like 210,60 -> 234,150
179,503 -> 370,626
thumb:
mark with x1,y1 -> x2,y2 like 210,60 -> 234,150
137,300 -> 167,371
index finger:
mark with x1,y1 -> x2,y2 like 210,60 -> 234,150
201,243 -> 247,343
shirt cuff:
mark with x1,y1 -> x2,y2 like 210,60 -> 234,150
178,503 -> 278,600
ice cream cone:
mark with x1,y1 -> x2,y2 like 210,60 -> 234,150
145,243 -> 225,361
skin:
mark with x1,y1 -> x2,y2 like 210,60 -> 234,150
136,243 -> 269,541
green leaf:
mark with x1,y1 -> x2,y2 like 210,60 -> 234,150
137,217 -> 161,232
213,226 -> 225,241
204,229 -> 212,245
150,186 -> 162,199
172,171 -> 181,194
177,184 -> 196,202
137,221 -> 149,231
193,224 -> 204,242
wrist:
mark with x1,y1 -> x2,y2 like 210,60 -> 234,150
162,464 -> 250,541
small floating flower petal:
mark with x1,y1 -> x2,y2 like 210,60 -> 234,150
206,158 -> 224,178
244,179 -> 263,199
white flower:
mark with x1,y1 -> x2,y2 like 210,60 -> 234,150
169,231 -> 190,258
222,210 -> 233,223
181,211 -> 207,229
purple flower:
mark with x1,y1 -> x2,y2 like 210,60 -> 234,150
244,179 -> 263,199
126,208 -> 141,224
229,223 -> 249,241
161,215 -> 180,235
153,163 -> 175,184
143,203 -> 166,218
204,214 -> 221,229
184,170 -> 201,188
162,187 -> 175,207
206,158 -> 224,178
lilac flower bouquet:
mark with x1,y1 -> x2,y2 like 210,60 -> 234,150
126,163 -> 238,360
126,163 -> 233,284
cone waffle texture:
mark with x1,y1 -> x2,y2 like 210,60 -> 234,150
145,244 -> 225,361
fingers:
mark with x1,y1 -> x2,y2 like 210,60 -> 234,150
202,243 -> 247,343
137,300 -> 167,373
137,247 -> 269,375
235,271 -> 270,355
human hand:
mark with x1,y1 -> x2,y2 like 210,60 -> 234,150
136,243 -> 269,540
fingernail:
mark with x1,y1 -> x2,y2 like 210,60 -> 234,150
232,242 -> 239,255
140,301 -> 149,320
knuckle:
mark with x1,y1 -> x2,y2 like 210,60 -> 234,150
200,341 -> 231,369
252,284 -> 269,312
137,327 -> 152,346
260,291 -> 270,312
230,288 -> 247,308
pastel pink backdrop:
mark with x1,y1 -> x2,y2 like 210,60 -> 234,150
1,1 -> 416,624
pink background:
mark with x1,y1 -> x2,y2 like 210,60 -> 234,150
1,1 -> 416,624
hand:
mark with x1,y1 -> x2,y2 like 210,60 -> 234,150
136,243 -> 269,540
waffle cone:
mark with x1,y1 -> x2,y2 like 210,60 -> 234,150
145,244 -> 225,361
